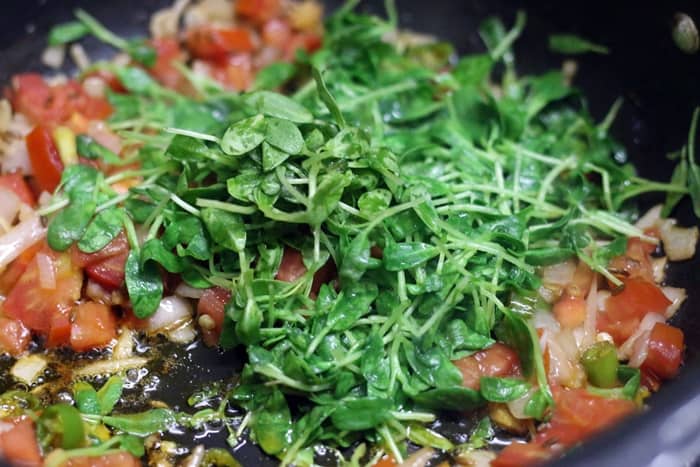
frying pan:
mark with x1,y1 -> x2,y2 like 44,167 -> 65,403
1,0 -> 700,465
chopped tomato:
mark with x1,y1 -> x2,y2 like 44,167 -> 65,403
547,387 -> 635,439
150,38 -> 186,91
0,318 -> 31,356
63,451 -> 140,467
46,309 -> 72,348
10,73 -> 111,125
72,232 -> 129,290
284,32 -> 322,60
276,247 -> 307,282
204,54 -> 254,91
25,125 -> 63,193
641,323 -> 684,380
197,287 -> 231,347
236,0 -> 281,24
609,237 -> 655,282
552,295 -> 586,329
0,418 -> 42,467
0,173 -> 35,207
186,26 -> 254,60
599,278 -> 671,342
262,19 -> 292,47
372,455 -> 397,467
0,240 -> 42,294
453,343 -> 522,390
492,442 -> 552,467
565,261 -> 593,297
70,302 -> 117,352
4,245 -> 82,335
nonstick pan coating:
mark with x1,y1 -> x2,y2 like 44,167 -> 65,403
1,1 -> 700,465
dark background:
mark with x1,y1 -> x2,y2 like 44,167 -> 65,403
2,0 -> 700,465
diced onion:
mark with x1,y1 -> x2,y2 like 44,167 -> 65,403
651,256 -> 668,283
0,99 -> 12,132
0,187 -> 20,234
1,139 -> 31,175
112,327 -> 135,360
662,286 -> 687,318
546,330 -> 585,388
542,260 -> 576,287
87,120 -> 122,155
10,355 -> 47,385
74,357 -> 148,377
634,204 -> 662,230
41,45 -> 66,69
455,450 -> 497,467
167,323 -> 197,344
82,76 -> 107,98
398,447 -> 435,467
175,282 -> 205,299
619,313 -> 665,363
659,220 -> 698,261
507,388 -> 537,420
69,44 -> 91,70
533,309 -> 559,332
0,215 -> 46,269
581,277 -> 598,349
150,0 -> 190,38
36,252 -> 56,290
145,296 -> 193,332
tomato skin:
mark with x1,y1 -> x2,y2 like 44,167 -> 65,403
46,309 -> 72,348
197,287 -> 231,347
150,38 -> 186,91
25,125 -> 63,193
548,387 -> 635,438
492,442 -> 552,467
186,26 -> 254,60
641,323 -> 684,380
236,0 -> 281,24
0,318 -> 31,356
10,73 -> 111,125
0,418 -> 42,466
70,302 -> 117,352
0,173 -> 36,207
552,295 -> 586,329
63,451 -> 140,467
4,246 -> 82,335
599,278 -> 671,343
371,455 -> 397,467
276,247 -> 307,283
284,32 -> 322,60
262,19 -> 292,47
72,233 -> 129,290
0,240 -> 42,295
453,343 -> 522,390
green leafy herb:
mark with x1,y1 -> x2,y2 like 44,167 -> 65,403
549,34 -> 609,55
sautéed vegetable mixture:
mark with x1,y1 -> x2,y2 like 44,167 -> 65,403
0,1 -> 698,466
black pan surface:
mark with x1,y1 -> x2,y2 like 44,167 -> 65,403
1,1 -> 700,466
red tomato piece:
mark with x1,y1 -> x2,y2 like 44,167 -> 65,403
150,38 -> 186,91
491,442 -> 552,467
236,0 -> 281,24
371,455 -> 397,467
453,343 -> 522,390
0,318 -> 31,356
46,308 -> 72,348
25,125 -> 63,193
552,295 -> 586,329
0,240 -> 42,295
10,73 -> 111,125
186,26 -> 254,60
275,247 -> 307,282
262,19 -> 292,47
71,232 -> 129,290
83,69 -> 127,93
4,246 -> 82,334
63,452 -> 140,467
0,418 -> 42,467
599,278 -> 671,342
70,302 -> 117,352
197,286 -> 231,347
284,32 -> 322,60
549,387 -> 636,437
641,323 -> 684,380
0,173 -> 36,207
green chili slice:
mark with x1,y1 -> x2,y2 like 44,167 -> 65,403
581,341 -> 619,388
